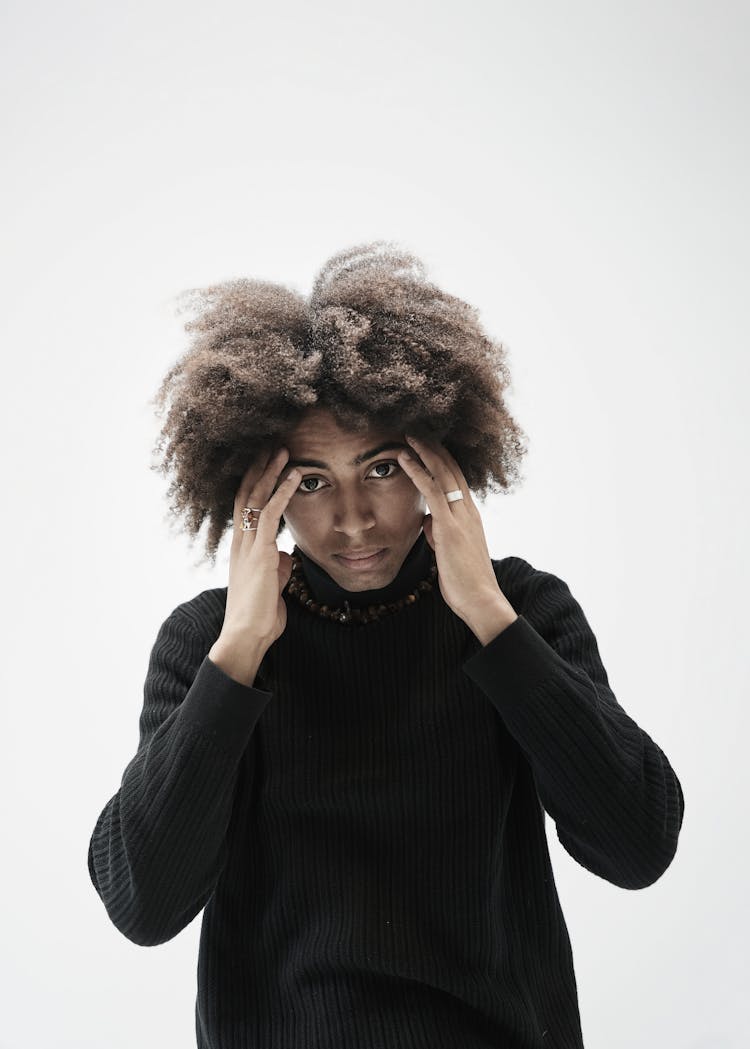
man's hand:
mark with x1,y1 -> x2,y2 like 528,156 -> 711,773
397,434 -> 518,634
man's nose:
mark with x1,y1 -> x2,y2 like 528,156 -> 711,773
331,493 -> 378,533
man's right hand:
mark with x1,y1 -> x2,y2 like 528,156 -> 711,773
209,446 -> 300,684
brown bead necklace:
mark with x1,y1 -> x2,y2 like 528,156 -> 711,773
286,551 -> 439,625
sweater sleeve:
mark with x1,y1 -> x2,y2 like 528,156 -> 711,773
87,607 -> 273,946
461,570 -> 685,890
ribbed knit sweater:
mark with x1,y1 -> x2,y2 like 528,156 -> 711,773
88,532 -> 685,1049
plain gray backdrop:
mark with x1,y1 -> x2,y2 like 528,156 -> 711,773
2,1 -> 745,1046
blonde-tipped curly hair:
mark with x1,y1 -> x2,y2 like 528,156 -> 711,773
149,240 -> 529,564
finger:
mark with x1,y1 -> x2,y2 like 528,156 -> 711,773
236,454 -> 265,509
252,468 -> 300,543
427,442 -> 472,500
404,435 -> 469,501
398,440 -> 458,507
233,448 -> 287,539
403,435 -> 453,482
397,448 -> 439,503
256,446 -> 290,493
236,447 -> 286,511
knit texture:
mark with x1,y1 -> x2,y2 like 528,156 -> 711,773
88,534 -> 685,1048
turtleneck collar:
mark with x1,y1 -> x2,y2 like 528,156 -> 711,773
292,531 -> 435,609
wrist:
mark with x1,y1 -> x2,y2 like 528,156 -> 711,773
467,599 -> 519,647
214,622 -> 273,654
208,633 -> 270,688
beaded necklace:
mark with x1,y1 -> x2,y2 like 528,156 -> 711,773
286,550 -> 439,625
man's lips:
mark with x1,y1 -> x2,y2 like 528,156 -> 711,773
336,548 -> 386,560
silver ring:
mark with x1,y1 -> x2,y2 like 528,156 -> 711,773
445,489 -> 463,503
241,506 -> 264,531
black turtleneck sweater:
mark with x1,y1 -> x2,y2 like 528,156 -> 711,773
87,532 -> 685,1049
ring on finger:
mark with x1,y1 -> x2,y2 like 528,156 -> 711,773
241,506 -> 263,531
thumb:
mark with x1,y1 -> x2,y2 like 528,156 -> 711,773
422,515 -> 435,550
277,549 -> 294,588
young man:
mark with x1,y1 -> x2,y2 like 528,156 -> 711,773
88,244 -> 684,1049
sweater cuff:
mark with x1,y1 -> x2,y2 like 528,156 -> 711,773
462,614 -> 570,702
174,654 -> 274,758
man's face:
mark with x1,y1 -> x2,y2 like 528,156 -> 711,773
274,408 -> 428,591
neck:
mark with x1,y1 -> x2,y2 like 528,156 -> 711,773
292,532 -> 434,609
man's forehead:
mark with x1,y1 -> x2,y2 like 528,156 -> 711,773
285,412 -> 400,451
281,416 -> 408,469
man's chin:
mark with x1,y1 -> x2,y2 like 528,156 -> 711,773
332,548 -> 392,587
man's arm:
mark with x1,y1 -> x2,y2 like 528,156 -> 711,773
462,570 -> 685,890
87,608 -> 273,945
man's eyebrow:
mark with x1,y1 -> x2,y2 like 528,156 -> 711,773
284,441 -> 410,471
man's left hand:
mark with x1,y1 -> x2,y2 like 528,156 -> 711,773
397,434 -> 518,632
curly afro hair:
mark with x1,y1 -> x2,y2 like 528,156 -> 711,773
149,240 -> 529,564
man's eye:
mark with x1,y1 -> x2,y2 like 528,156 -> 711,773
369,457 -> 398,478
295,460 -> 400,495
298,476 -> 325,494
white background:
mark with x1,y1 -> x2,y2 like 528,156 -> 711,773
2,1 -> 746,1046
